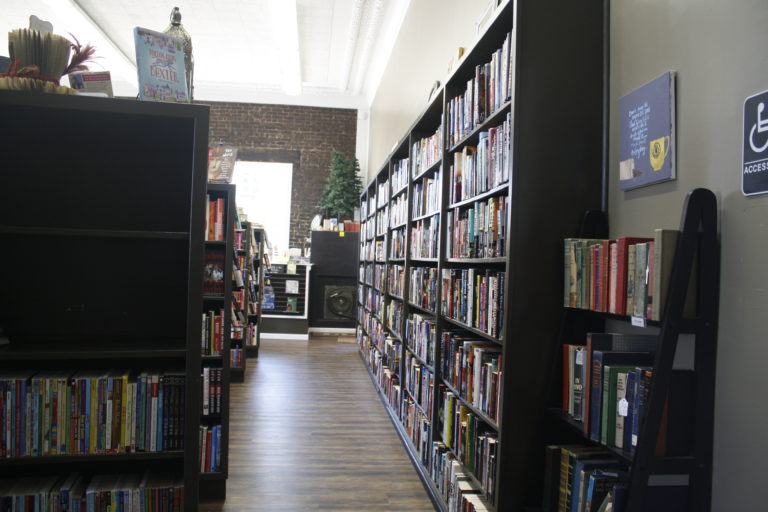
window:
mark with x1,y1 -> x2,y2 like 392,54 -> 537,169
232,161 -> 292,257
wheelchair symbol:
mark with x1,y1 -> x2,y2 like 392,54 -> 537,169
749,102 -> 768,153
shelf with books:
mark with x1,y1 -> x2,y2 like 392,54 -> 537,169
441,379 -> 500,433
0,91 -> 210,510
448,182 -> 509,211
447,101 -> 512,154
545,190 -> 719,512
200,183 -> 234,500
440,316 -> 501,346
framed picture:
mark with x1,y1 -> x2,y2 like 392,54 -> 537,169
619,71 -> 676,191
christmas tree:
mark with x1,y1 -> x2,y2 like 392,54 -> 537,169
319,149 -> 363,220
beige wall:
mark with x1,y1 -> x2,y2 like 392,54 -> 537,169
609,1 -> 768,509
367,0 -> 491,180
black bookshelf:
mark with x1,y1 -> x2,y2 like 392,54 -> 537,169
200,183 -> 235,501
246,227 -> 268,358
0,91 -> 209,510
356,0 -> 605,510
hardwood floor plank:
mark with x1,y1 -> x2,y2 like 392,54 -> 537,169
201,336 -> 435,511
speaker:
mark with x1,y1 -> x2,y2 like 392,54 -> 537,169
323,285 -> 356,321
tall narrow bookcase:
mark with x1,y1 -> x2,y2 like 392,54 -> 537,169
356,0 -> 605,510
200,183 -> 235,500
0,91 -> 209,510
229,219 -> 250,383
245,227 -> 268,359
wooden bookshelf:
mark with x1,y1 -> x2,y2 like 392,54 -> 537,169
356,1 -> 605,510
0,91 -> 209,510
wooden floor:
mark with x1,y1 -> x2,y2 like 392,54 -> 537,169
201,335 -> 435,511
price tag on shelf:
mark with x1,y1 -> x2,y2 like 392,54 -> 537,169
618,398 -> 629,417
631,316 -> 647,328
575,349 -> 585,365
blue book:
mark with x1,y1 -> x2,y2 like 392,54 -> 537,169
133,27 -> 189,103
585,470 -> 629,512
589,350 -> 654,441
570,459 -> 621,512
215,425 -> 222,471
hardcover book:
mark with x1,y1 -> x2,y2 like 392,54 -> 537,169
133,27 -> 189,103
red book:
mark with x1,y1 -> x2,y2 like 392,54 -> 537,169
205,430 -> 213,471
215,198 -> 225,240
214,315 -> 222,353
614,237 -> 653,315
207,200 -> 215,241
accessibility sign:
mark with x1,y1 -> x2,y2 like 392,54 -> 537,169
742,89 -> 768,195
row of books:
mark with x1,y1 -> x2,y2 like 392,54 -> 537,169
385,299 -> 403,337
363,217 -> 376,240
410,216 -> 440,259
199,424 -> 222,473
364,288 -> 385,318
376,206 -> 389,236
449,113 -> 511,204
0,472 -> 184,512
201,309 -> 224,356
361,309 -> 386,353
375,239 -> 386,261
401,393 -> 432,468
201,367 -> 223,416
446,195 -> 507,259
405,313 -> 437,367
367,195 -> 376,219
411,126 -> 443,178
377,179 -> 389,207
392,157 -> 409,194
202,251 -> 225,295
447,31 -> 513,147
359,264 -> 368,285
232,288 -> 246,312
441,269 -> 506,339
390,227 -> 406,259
388,264 -> 405,297
543,445 -> 632,512
230,347 -> 243,369
440,391 -> 498,501
384,337 -> 401,372
374,263 -> 386,290
412,168 -> 442,219
440,332 -> 502,423
410,266 -> 439,312
244,322 -> 258,349
0,371 -> 185,457
561,333 -> 661,453
362,241 -> 375,261
563,230 -> 682,321
405,354 -> 434,420
205,196 -> 226,241
390,193 -> 407,227
431,444 -> 493,512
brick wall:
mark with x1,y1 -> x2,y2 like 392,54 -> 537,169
206,102 -> 357,249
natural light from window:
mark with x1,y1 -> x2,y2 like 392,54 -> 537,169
232,161 -> 292,258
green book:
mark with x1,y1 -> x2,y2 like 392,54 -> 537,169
600,365 -> 637,446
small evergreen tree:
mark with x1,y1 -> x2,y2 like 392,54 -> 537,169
319,149 -> 363,219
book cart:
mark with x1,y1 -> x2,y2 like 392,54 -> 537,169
0,91 -> 209,510
200,183 -> 235,500
356,0 -> 605,510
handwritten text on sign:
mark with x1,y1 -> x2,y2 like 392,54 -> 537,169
628,101 -> 651,161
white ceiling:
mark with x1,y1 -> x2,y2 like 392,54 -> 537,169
1,0 -> 409,109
